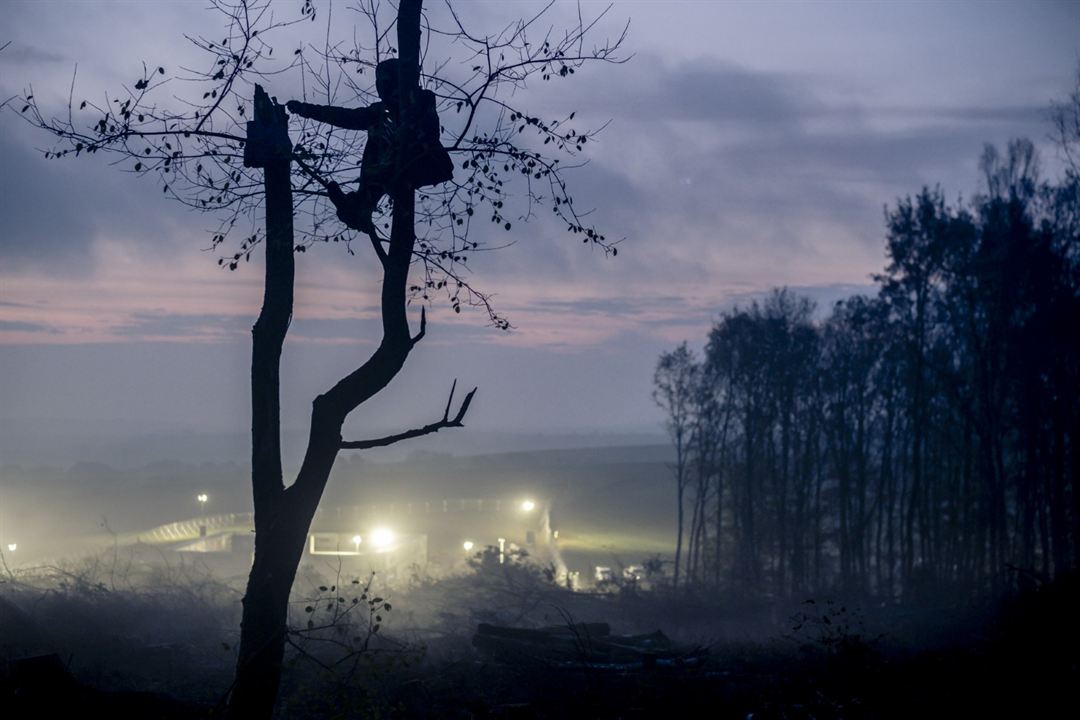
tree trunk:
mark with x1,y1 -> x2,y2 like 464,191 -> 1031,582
228,87 -> 297,717
674,430 -> 685,593
227,3 -> 425,718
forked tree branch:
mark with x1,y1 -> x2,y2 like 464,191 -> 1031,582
340,379 -> 476,449
410,306 -> 427,347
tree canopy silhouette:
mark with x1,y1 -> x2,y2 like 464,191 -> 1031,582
655,139 -> 1080,601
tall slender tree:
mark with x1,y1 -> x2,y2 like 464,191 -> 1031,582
654,343 -> 700,592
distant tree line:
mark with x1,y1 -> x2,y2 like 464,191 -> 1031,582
655,138 -> 1080,601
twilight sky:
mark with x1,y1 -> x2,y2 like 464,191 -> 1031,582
1,0 -> 1078,464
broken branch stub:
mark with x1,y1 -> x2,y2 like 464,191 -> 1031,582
244,84 -> 291,169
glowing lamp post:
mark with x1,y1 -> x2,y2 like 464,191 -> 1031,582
197,493 -> 209,538
6,543 -> 15,553
462,540 -> 474,552
520,499 -> 536,513
370,527 -> 394,551
351,535 -> 363,554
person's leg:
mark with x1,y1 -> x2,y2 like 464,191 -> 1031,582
327,180 -> 379,236
352,181 -> 384,235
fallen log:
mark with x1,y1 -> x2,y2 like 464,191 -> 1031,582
472,623 -> 706,671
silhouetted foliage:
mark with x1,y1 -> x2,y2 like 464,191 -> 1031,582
657,140 -> 1080,602
14,0 -> 624,326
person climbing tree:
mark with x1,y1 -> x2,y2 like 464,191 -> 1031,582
286,58 -> 454,235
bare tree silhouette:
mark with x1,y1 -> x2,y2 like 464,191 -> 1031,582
13,1 -> 625,715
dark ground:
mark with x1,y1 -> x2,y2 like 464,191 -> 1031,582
1,556 -> 1077,719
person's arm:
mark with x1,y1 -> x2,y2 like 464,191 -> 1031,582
286,100 -> 383,131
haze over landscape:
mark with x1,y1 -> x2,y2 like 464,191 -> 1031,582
2,1 -> 1079,718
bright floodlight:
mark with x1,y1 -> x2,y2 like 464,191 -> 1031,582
462,540 -> 475,552
351,535 -> 363,546
370,527 -> 394,549
197,493 -> 209,504
520,499 -> 536,512
6,543 -> 15,552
